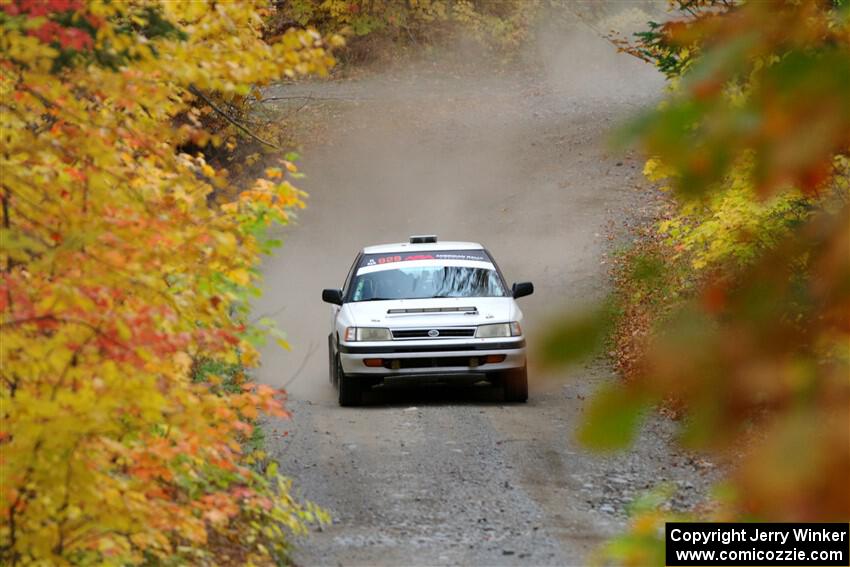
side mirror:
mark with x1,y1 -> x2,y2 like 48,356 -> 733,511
322,288 -> 343,305
512,282 -> 534,299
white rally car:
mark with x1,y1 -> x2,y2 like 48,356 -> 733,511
322,235 -> 533,406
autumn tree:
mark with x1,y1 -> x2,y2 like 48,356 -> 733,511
1,1 -> 339,564
546,1 -> 849,563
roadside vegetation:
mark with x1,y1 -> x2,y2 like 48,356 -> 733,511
542,1 -> 849,564
0,2 -> 337,564
273,0 -> 537,59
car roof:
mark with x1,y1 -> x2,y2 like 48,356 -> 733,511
362,241 -> 484,254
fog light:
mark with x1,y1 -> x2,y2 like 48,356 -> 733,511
483,355 -> 506,364
364,358 -> 384,367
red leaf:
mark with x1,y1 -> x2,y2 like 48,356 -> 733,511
58,27 -> 92,51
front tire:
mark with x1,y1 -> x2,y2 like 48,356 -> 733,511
502,365 -> 528,403
337,357 -> 362,406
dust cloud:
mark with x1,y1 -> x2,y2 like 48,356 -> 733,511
253,3 -> 665,401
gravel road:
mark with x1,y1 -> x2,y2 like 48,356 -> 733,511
253,23 -> 717,567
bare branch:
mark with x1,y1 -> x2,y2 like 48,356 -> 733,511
188,85 -> 283,151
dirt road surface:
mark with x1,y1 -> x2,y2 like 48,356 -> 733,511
254,24 -> 715,567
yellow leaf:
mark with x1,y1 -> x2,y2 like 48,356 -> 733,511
228,268 -> 251,285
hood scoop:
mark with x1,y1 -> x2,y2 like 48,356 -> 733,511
387,306 -> 478,315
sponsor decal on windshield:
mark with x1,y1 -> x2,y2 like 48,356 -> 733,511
433,252 -> 488,261
361,250 -> 488,268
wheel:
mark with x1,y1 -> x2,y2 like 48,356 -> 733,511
502,365 -> 528,403
328,334 -> 337,386
337,357 -> 362,406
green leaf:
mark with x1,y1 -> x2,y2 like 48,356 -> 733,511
578,383 -> 650,450
539,303 -> 615,367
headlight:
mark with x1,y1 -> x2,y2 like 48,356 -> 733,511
344,327 -> 391,341
476,322 -> 522,338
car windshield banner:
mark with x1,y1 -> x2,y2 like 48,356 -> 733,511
359,250 -> 490,268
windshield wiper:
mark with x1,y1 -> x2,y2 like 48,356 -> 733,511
357,297 -> 395,302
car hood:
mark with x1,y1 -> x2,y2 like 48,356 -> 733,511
342,297 -> 517,328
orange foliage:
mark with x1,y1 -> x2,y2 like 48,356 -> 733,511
1,1 -> 334,563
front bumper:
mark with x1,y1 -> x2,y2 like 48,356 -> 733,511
338,338 -> 526,376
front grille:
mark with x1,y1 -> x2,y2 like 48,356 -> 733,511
387,357 -> 478,369
391,327 -> 476,339
379,355 -> 505,369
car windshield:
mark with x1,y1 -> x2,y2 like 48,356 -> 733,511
350,265 -> 507,301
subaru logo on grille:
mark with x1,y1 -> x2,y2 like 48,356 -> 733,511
427,329 -> 440,337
